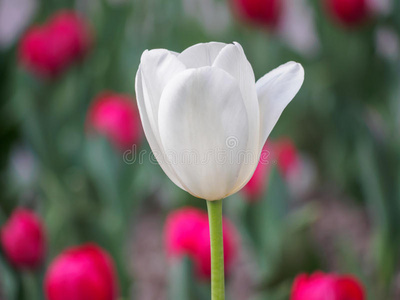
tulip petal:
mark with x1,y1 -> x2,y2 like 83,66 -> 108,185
140,49 -> 186,132
158,67 -> 249,200
135,67 -> 187,190
178,42 -> 227,68
137,50 -> 188,189
256,62 -> 304,148
213,42 -> 261,190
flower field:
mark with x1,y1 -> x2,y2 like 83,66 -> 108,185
0,0 -> 399,299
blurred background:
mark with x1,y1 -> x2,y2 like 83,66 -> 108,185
0,0 -> 399,299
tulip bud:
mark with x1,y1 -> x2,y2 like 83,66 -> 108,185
242,144 -> 272,201
274,138 -> 315,198
231,0 -> 283,29
87,92 -> 142,151
48,11 -> 92,60
19,26 -> 69,77
243,138 -> 315,201
291,272 -> 365,300
326,0 -> 369,27
164,207 -> 239,279
274,138 -> 300,178
45,243 -> 119,300
18,10 -> 91,78
1,208 -> 46,269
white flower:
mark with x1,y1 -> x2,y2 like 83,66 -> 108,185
135,42 -> 304,201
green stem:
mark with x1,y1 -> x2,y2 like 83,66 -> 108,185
206,200 -> 225,300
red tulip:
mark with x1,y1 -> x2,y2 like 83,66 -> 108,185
164,207 -> 239,279
48,11 -> 92,60
291,272 -> 365,300
231,0 -> 283,29
326,0 -> 369,27
19,26 -> 70,77
242,144 -> 272,200
19,10 -> 91,78
1,208 -> 46,269
45,243 -> 118,300
87,92 -> 142,151
274,138 -> 300,178
243,138 -> 303,201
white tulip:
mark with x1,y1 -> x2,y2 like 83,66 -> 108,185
135,42 -> 304,201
